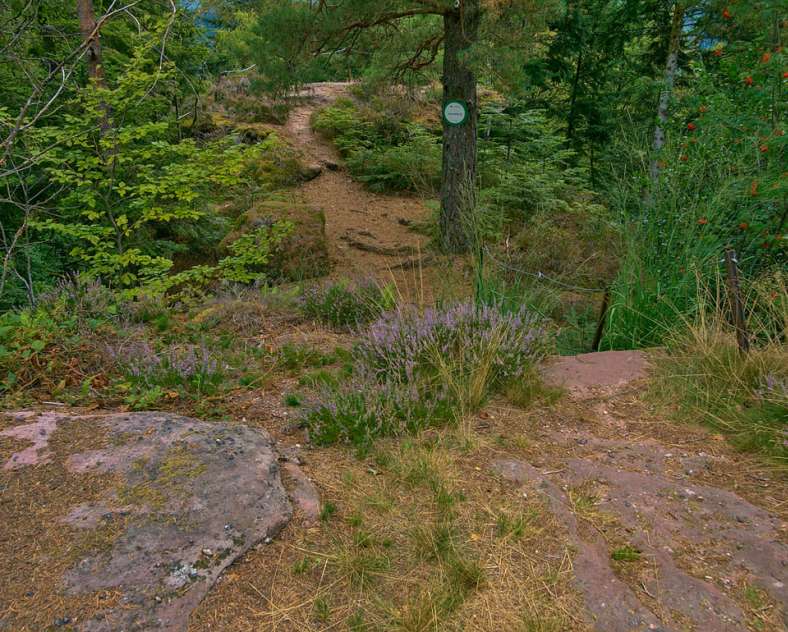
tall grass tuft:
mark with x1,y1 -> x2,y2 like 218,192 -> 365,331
653,271 -> 787,460
301,278 -> 396,331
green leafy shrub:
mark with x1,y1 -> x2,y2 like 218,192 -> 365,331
312,99 -> 440,193
301,279 -> 395,331
25,62 -> 270,289
346,125 -> 441,193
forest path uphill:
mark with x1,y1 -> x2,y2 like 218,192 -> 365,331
279,82 -> 432,294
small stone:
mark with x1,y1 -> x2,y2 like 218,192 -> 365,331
54,617 -> 71,627
264,537 -> 273,544
202,548 -> 213,556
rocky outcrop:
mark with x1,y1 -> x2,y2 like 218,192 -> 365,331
1,411 -> 294,632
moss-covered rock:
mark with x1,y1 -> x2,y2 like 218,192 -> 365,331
224,196 -> 330,282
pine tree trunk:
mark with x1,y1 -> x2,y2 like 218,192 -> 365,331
650,2 -> 683,184
76,0 -> 104,85
440,0 -> 480,254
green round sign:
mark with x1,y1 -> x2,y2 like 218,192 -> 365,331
443,100 -> 468,126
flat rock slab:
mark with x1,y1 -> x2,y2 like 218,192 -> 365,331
491,449 -> 788,631
541,350 -> 649,397
1,411 -> 292,632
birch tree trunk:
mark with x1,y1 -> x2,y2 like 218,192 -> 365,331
650,2 -> 684,185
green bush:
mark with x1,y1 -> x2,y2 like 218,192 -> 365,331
312,99 -> 440,193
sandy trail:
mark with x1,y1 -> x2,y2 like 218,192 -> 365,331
280,83 -> 433,292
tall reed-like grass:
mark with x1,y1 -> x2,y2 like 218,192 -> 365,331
653,271 -> 786,460
601,103 -> 784,349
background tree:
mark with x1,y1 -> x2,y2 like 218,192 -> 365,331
305,0 -> 558,253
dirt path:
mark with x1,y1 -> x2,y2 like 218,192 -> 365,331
279,83 -> 435,294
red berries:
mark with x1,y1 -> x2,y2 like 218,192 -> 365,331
680,155 -> 689,162
760,145 -> 769,153
739,222 -> 749,231
762,52 -> 772,63
713,49 -> 723,57
687,122 -> 697,131
744,76 -> 754,86
697,218 -> 708,226
722,8 -> 732,19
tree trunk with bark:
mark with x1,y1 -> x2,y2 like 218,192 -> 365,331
439,0 -> 480,254
650,2 -> 684,185
76,0 -> 104,85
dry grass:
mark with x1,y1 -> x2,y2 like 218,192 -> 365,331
189,425 -> 589,631
0,415 -> 126,631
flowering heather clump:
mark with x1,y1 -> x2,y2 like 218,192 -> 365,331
38,274 -> 118,327
757,373 -> 788,404
303,301 -> 548,446
108,340 -> 161,378
108,340 -> 221,389
301,279 -> 395,331
357,301 -> 548,389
